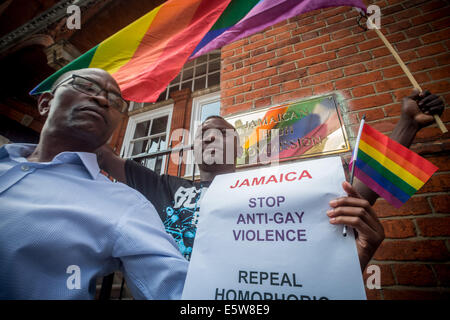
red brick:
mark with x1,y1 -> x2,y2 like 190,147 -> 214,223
251,61 -> 268,73
223,83 -> 252,97
243,38 -> 274,52
418,173 -> 450,194
382,66 -> 404,78
245,86 -> 280,101
430,195 -> 450,213
335,71 -> 383,90
254,97 -> 271,109
328,52 -> 372,70
271,69 -> 307,85
278,62 -> 296,74
273,88 -> 313,104
313,83 -> 334,95
407,57 -> 437,72
304,46 -> 324,57
296,52 -> 336,67
429,66 -> 450,81
343,64 -> 366,76
395,39 -> 422,52
223,102 -> 253,115
349,93 -> 393,110
417,217 -> 450,237
370,118 -> 399,133
432,264 -> 450,286
373,240 -> 450,261
293,34 -> 330,51
352,85 -> 375,98
417,43 -> 447,58
358,38 -> 383,51
281,80 -> 301,91
375,77 -> 412,92
422,28 -> 450,44
222,66 -> 251,81
381,219 -> 416,239
394,264 -> 437,286
386,20 -> 413,35
244,68 -> 278,82
405,24 -> 433,38
411,10 -> 448,26
360,108 -> 385,121
308,63 -> 328,75
245,51 -> 276,66
253,79 -> 269,90
301,69 -> 343,87
324,35 -> 366,51
366,56 -> 397,71
373,197 -> 431,218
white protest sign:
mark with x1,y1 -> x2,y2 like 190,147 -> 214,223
182,156 -> 366,300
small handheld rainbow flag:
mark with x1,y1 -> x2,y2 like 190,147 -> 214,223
350,121 -> 438,208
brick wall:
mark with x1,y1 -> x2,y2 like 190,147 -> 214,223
220,0 -> 450,299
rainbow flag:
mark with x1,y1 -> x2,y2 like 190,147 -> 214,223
191,0 -> 366,59
351,123 -> 438,208
31,0 -> 366,103
30,0 -> 231,102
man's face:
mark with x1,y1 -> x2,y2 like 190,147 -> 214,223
194,117 -> 240,172
40,69 -> 123,149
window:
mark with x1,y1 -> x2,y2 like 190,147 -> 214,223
185,92 -> 221,178
130,51 -> 221,111
121,105 -> 173,174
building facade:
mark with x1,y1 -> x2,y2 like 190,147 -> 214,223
1,0 -> 449,299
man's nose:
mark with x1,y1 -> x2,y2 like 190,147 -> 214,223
92,90 -> 110,108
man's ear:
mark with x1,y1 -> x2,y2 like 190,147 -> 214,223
37,92 -> 54,117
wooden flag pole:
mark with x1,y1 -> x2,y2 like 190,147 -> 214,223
366,18 -> 448,133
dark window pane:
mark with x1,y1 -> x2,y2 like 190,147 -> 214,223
132,139 -> 148,155
194,76 -> 206,91
133,121 -> 150,139
195,63 -> 207,77
197,55 -> 207,64
150,116 -> 168,135
183,68 -> 194,81
181,81 -> 192,91
209,60 -> 220,73
208,72 -> 220,87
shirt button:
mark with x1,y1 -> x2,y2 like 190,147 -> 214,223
21,164 -> 30,172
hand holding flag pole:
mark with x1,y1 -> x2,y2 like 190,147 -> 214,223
364,15 -> 447,133
344,115 -> 366,237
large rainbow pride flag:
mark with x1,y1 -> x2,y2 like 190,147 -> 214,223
31,0 -> 366,103
351,123 -> 438,208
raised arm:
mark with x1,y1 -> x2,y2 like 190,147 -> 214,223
96,144 -> 127,183
354,89 -> 445,205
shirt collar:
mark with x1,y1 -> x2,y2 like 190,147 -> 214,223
0,143 -> 100,180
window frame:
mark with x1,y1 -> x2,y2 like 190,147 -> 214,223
121,103 -> 173,174
184,91 -> 221,178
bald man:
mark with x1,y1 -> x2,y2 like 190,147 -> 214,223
0,68 -> 188,299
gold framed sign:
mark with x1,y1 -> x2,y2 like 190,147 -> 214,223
225,94 -> 350,167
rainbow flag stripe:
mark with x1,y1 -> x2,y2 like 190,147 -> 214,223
30,0 -> 231,102
31,0 -> 366,103
353,124 -> 438,208
191,0 -> 366,59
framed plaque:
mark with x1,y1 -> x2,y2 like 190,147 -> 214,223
225,94 -> 350,167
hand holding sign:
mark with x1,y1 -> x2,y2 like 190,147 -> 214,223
328,182 -> 385,270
